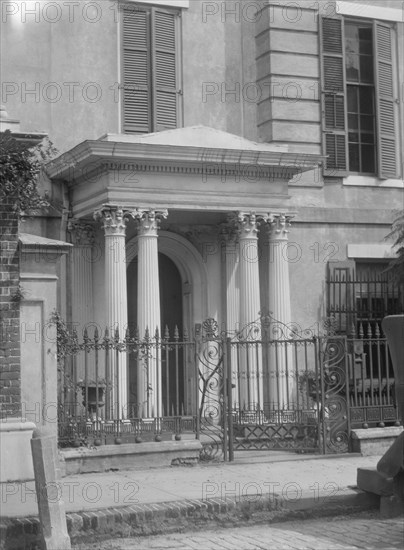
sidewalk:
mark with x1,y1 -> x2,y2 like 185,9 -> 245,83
0,452 -> 384,548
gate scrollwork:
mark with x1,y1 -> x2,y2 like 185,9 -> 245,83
197,319 -> 225,461
320,338 -> 350,453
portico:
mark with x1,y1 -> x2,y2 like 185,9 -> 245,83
48,126 -> 324,418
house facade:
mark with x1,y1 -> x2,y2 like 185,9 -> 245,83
1,0 -> 403,459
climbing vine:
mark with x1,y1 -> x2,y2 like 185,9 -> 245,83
0,130 -> 57,215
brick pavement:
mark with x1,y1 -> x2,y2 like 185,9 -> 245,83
73,513 -> 404,550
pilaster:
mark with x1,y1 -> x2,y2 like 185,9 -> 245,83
220,224 -> 240,407
67,219 -> 95,337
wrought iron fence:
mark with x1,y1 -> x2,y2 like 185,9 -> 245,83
57,317 -> 401,452
327,271 -> 403,334
347,322 -> 400,428
58,326 -> 198,447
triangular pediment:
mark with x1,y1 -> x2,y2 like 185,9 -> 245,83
100,126 -> 288,153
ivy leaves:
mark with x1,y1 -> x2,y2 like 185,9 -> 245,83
0,130 -> 56,215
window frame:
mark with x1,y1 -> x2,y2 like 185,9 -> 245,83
320,15 -> 401,180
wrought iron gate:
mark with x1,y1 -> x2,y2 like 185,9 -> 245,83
197,320 -> 352,459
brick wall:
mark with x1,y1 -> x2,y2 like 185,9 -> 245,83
0,197 -> 21,418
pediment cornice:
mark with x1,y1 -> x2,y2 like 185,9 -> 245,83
46,137 -> 325,185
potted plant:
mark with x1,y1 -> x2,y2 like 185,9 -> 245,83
298,370 -> 319,402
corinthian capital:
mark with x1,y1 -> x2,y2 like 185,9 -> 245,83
134,209 -> 168,237
267,213 -> 293,240
229,211 -> 269,239
67,219 -> 95,246
220,222 -> 238,244
94,206 -> 130,237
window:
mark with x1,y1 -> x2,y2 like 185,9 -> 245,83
320,17 -> 399,179
327,261 -> 403,334
121,3 -> 182,134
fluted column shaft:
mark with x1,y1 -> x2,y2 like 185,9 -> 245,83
94,207 -> 129,420
234,212 -> 265,409
135,209 -> 168,418
267,214 -> 294,407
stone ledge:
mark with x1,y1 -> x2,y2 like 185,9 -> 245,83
61,441 -> 203,476
351,427 -> 403,440
351,427 -> 403,456
0,420 -> 36,433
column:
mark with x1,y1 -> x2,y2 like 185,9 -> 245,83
221,225 -> 240,408
266,213 -> 294,409
232,212 -> 266,410
134,209 -> 168,418
94,206 -> 129,420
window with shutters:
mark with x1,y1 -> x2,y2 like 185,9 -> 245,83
320,17 -> 400,179
121,4 -> 182,134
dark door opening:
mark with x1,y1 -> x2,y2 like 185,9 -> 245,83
127,253 -> 184,416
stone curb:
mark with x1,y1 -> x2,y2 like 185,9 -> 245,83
0,490 -> 380,550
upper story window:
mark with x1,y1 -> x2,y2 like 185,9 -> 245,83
121,3 -> 182,134
320,17 -> 400,179
345,22 -> 376,174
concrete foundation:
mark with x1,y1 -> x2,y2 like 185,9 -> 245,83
61,440 -> 202,476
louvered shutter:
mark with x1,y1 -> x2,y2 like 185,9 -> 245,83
122,7 -> 151,133
320,17 -> 348,176
374,22 -> 399,179
152,9 -> 179,131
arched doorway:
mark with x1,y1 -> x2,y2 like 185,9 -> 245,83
127,253 -> 185,416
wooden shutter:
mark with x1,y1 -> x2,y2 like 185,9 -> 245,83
374,22 -> 399,179
122,7 -> 151,134
152,9 -> 180,131
320,17 -> 348,176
